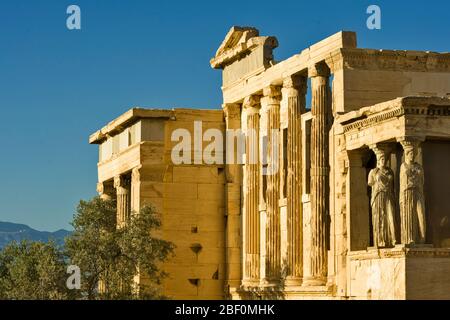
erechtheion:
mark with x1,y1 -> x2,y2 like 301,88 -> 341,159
90,26 -> 450,300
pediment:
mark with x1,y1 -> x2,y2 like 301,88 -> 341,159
210,26 -> 278,70
215,26 -> 259,58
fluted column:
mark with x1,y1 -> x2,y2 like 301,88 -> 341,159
114,175 -> 131,229
262,85 -> 282,285
305,63 -> 331,286
243,95 -> 261,285
284,75 -> 307,286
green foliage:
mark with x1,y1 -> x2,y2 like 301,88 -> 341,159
64,197 -> 118,299
115,205 -> 175,299
0,240 -> 69,300
65,197 -> 175,299
0,196 -> 174,300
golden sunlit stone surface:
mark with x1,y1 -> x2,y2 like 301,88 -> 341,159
90,27 -> 450,300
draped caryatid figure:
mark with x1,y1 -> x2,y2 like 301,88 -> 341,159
399,140 -> 426,245
368,146 -> 396,248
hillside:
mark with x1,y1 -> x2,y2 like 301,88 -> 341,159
0,221 -> 71,248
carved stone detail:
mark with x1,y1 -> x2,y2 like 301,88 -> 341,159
341,98 -> 450,134
96,181 -> 114,201
340,48 -> 450,73
114,175 -> 130,228
399,139 -> 426,245
131,167 -> 141,184
368,145 -> 397,248
223,103 -> 241,123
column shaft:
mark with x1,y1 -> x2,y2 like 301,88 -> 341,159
243,96 -> 260,283
284,75 -> 306,285
306,64 -> 330,286
263,86 -> 281,284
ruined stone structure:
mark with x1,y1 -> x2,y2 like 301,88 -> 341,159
90,27 -> 450,300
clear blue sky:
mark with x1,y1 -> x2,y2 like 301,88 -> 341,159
0,0 -> 448,231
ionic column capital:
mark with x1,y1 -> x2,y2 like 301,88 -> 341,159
114,175 -> 129,189
243,95 -> 261,114
262,85 -> 282,106
96,181 -> 114,198
308,62 -> 330,78
263,85 -> 282,97
223,103 -> 241,123
114,175 -> 122,188
283,74 -> 307,96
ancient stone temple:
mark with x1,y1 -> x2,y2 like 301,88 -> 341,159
90,26 -> 450,300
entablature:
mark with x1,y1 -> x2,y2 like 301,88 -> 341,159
337,96 -> 450,150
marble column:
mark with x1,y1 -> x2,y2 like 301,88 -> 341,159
243,95 -> 261,284
305,63 -> 331,286
262,85 -> 282,285
284,75 -> 307,286
114,175 -> 131,228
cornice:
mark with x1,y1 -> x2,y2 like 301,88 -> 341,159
349,246 -> 450,260
339,48 -> 450,72
340,97 -> 450,133
210,36 -> 278,69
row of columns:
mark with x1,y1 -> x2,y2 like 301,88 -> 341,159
241,62 -> 331,287
346,137 -> 427,255
96,169 -> 140,294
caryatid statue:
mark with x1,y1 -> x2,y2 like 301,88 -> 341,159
368,146 -> 397,248
399,140 -> 426,245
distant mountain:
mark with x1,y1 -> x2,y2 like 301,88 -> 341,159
0,221 -> 72,249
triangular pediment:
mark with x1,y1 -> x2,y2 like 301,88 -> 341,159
215,26 -> 259,58
210,26 -> 278,70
